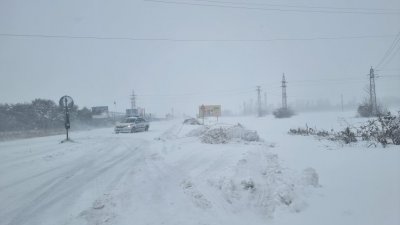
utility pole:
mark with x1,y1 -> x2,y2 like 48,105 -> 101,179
256,86 -> 262,117
113,101 -> 117,122
341,94 -> 344,112
250,99 -> 254,114
369,67 -> 377,115
264,92 -> 267,111
281,73 -> 288,110
130,89 -> 136,111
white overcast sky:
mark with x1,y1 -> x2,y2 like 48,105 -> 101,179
0,0 -> 399,116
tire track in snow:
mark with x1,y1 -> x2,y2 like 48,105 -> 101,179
3,138 -> 147,225
0,138 -> 121,192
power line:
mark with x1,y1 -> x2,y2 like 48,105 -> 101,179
259,75 -> 400,90
379,74 -> 400,77
376,68 -> 400,71
376,31 -> 400,69
378,45 -> 400,69
144,0 -> 400,15
131,74 -> 399,101
0,32 -> 396,43
190,0 -> 400,13
136,88 -> 254,98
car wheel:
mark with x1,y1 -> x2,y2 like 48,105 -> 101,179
145,126 -> 149,131
131,128 -> 135,133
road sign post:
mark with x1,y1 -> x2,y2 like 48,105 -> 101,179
59,95 -> 74,141
200,104 -> 205,125
199,105 -> 221,124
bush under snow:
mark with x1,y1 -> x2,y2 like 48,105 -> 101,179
289,112 -> 400,147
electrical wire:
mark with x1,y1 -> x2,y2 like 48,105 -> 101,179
0,33 -> 396,43
144,0 -> 400,15
190,0 -> 400,13
136,88 -> 254,98
133,75 -> 399,100
378,45 -> 400,69
376,31 -> 400,69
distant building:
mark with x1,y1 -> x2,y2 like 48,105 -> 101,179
91,106 -> 109,119
126,107 -> 145,117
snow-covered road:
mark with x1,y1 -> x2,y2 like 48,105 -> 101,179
0,127 -> 153,225
0,112 -> 399,225
0,120 -> 298,225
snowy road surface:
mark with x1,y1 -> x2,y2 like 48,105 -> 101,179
0,112 -> 399,225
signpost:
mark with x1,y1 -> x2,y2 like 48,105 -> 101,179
200,104 -> 206,125
59,95 -> 74,141
199,105 -> 221,124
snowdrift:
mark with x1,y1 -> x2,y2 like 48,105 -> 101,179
186,123 -> 260,144
171,142 -> 320,219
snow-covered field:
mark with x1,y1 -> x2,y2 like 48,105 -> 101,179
0,111 -> 399,225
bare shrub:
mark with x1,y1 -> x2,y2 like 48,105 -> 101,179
335,127 -> 357,144
289,112 -> 400,147
357,112 -> 400,146
273,108 -> 295,118
357,101 -> 387,118
357,102 -> 373,117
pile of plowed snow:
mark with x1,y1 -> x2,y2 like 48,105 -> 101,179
186,123 -> 260,144
179,148 -> 320,217
207,153 -> 319,215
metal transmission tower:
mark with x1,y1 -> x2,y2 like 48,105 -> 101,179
341,94 -> 344,112
264,92 -> 267,111
281,74 -> 288,109
130,89 -> 136,110
256,86 -> 262,117
369,67 -> 378,115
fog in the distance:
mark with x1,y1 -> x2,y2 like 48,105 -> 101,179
0,0 -> 399,116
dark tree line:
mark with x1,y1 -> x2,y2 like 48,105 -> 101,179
0,99 -> 93,132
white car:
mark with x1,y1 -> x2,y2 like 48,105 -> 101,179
114,117 -> 149,133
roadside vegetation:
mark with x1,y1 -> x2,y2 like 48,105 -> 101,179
289,112 -> 400,147
0,99 -> 112,140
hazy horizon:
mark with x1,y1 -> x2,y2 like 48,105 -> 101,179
1,0 -> 399,117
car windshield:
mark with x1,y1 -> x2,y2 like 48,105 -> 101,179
123,118 -> 136,123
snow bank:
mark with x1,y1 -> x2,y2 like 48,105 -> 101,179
203,150 -> 319,216
301,167 -> 320,187
186,123 -> 260,144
